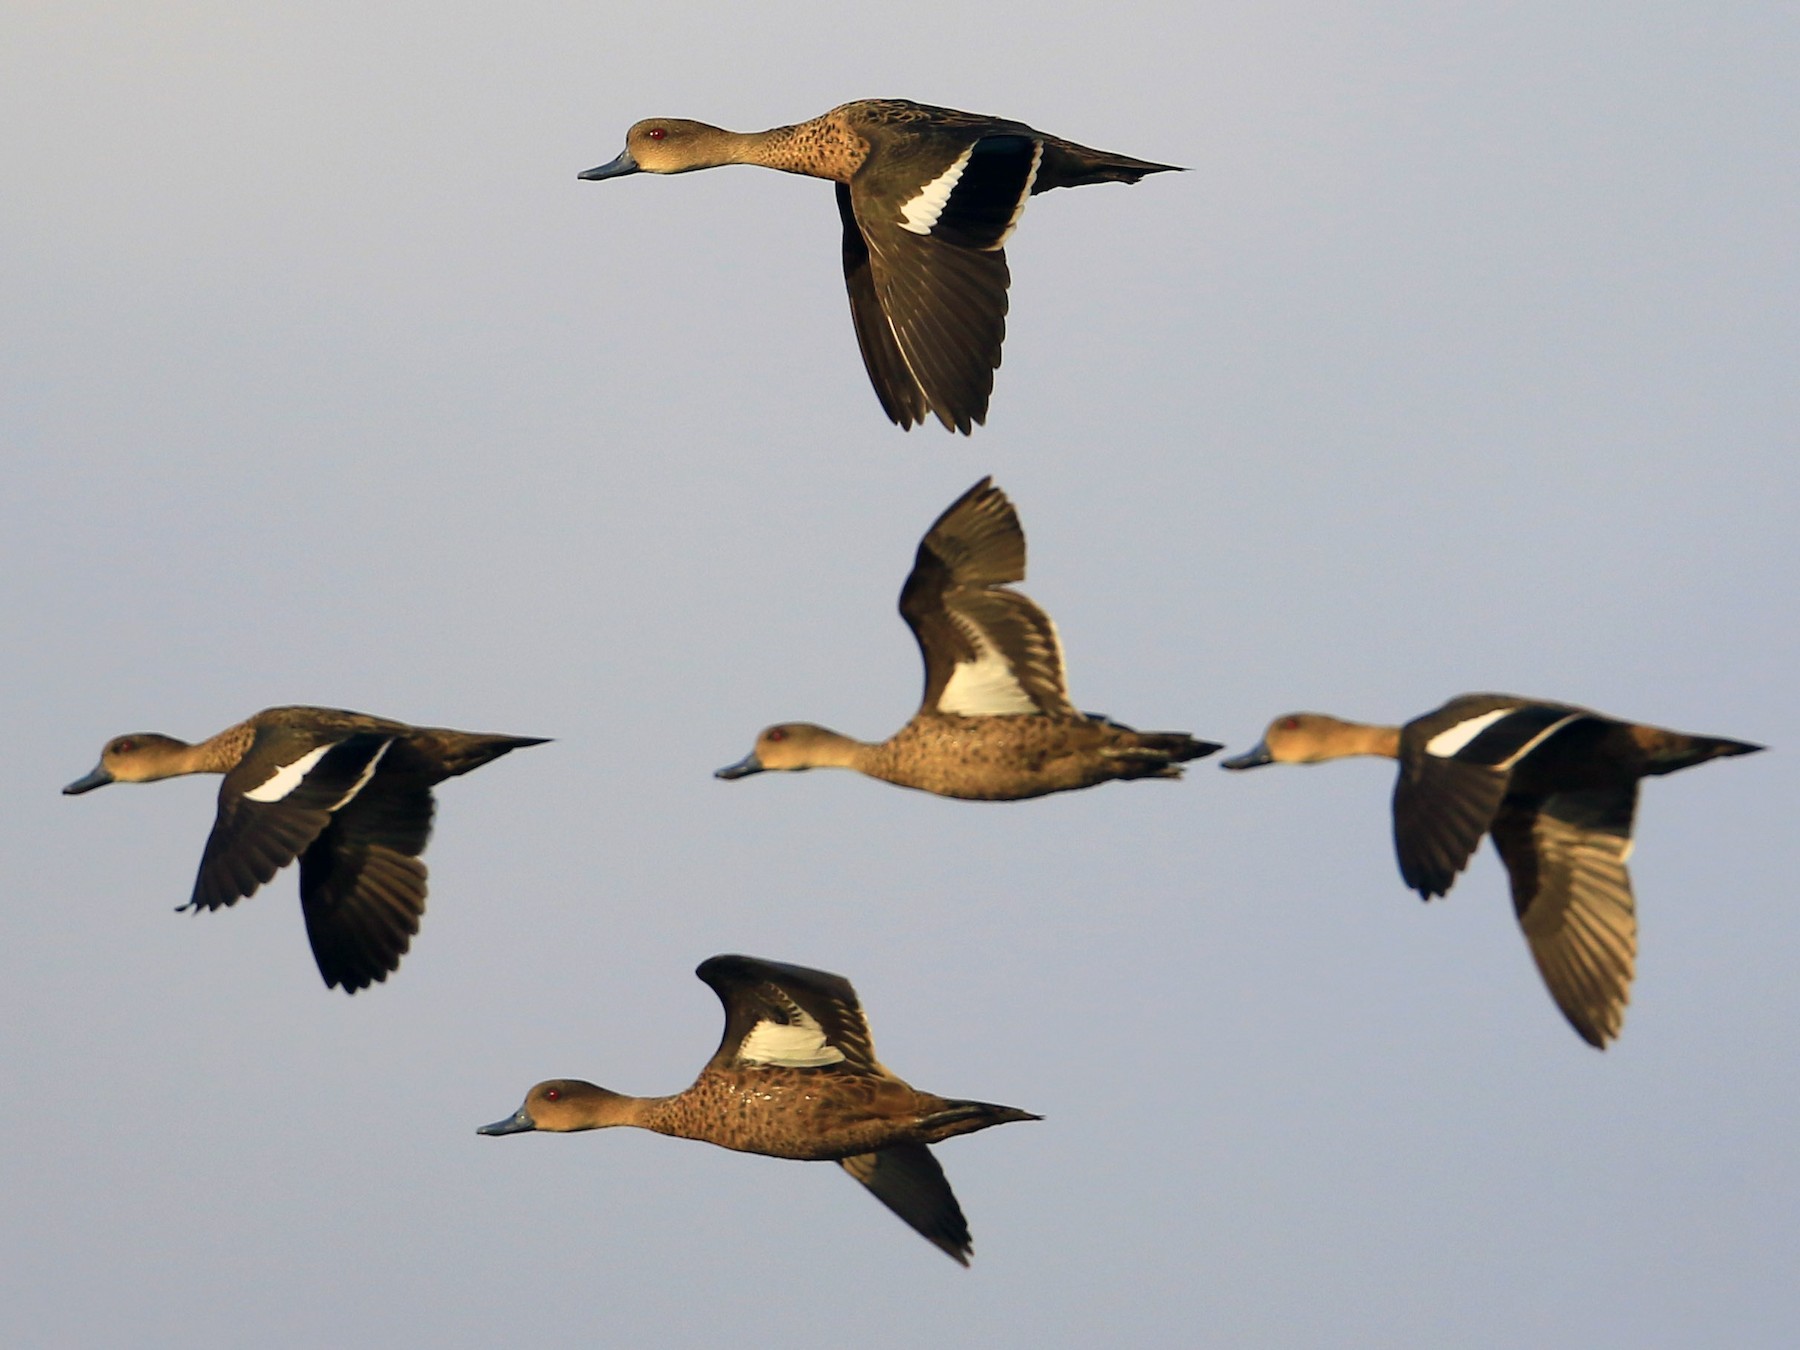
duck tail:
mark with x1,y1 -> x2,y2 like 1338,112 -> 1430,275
1650,732 -> 1765,775
1138,731 -> 1225,764
1087,724 -> 1223,778
1037,142 -> 1183,190
1699,734 -> 1765,759
439,733 -> 552,778
919,1099 -> 1043,1144
1648,734 -> 1771,777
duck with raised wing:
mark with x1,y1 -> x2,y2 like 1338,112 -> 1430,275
580,99 -> 1180,433
1221,694 -> 1762,1047
716,477 -> 1219,800
478,954 -> 1038,1265
64,706 -> 548,992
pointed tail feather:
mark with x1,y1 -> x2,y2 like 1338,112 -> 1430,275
437,734 -> 551,779
1643,732 -> 1764,777
1138,732 -> 1224,763
917,1099 -> 1042,1145
1036,143 -> 1183,189
1690,735 -> 1764,762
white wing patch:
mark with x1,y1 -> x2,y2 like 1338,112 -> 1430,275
898,147 -> 972,236
938,633 -> 1038,716
1424,709 -> 1516,759
1426,707 -> 1582,768
327,738 -> 393,811
242,744 -> 335,802
739,1012 -> 846,1068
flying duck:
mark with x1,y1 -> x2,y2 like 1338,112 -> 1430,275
716,477 -> 1219,799
581,99 -> 1179,432
64,706 -> 547,992
478,954 -> 1039,1264
1222,694 -> 1762,1046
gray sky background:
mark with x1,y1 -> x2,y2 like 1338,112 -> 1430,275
4,3 -> 1796,1346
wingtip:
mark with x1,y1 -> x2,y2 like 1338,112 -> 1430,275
324,969 -> 380,996
1565,1013 -> 1616,1051
1405,876 -> 1454,903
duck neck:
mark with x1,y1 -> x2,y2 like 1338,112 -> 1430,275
1361,721 -> 1402,760
814,728 -> 877,771
633,1092 -> 708,1140
189,719 -> 260,774
742,119 -> 869,182
1330,720 -> 1402,761
600,1093 -> 663,1130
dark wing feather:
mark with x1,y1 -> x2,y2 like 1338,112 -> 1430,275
696,955 -> 879,1073
1490,787 -> 1638,1048
854,204 -> 1009,435
1390,756 -> 1510,898
908,476 -> 1025,588
296,781 -> 435,993
188,731 -> 393,912
838,183 -> 929,429
900,477 -> 1008,710
1392,698 -> 1593,897
840,1144 -> 973,1265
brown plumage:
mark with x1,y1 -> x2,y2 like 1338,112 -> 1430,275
478,954 -> 1039,1265
715,477 -> 1219,800
580,99 -> 1180,432
1222,694 -> 1762,1047
64,706 -> 547,992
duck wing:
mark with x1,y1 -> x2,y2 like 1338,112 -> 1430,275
189,730 -> 396,912
1490,786 -> 1638,1048
839,1143 -> 973,1265
697,954 -> 882,1074
297,780 -> 435,993
899,478 -> 1073,718
838,184 -> 929,429
845,134 -> 1033,433
1392,698 -> 1585,897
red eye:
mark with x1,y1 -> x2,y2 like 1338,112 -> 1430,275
647,127 -> 667,141
1281,717 -> 1299,731
114,738 -> 135,753
545,1088 -> 561,1101
767,728 -> 786,743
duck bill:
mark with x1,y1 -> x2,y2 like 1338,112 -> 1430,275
477,1107 -> 538,1136
578,151 -> 640,181
1220,740 -> 1274,771
714,753 -> 765,781
63,764 -> 115,794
